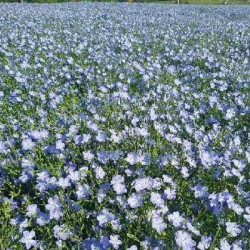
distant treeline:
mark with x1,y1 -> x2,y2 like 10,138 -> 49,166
0,0 -> 202,2
0,0 -> 170,2
2,0 -> 161,2
0,0 -> 172,3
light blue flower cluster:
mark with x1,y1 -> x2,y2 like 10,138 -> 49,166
0,2 -> 249,249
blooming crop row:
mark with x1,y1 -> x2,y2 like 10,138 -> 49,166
0,2 -> 249,249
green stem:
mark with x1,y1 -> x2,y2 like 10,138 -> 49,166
210,226 -> 221,250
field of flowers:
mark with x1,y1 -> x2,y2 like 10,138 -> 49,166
0,2 -> 249,249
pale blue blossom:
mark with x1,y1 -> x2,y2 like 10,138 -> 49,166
19,230 -> 37,249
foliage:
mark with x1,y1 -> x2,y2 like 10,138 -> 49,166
0,3 -> 249,250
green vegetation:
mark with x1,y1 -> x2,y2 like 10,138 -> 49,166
0,3 -> 249,249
